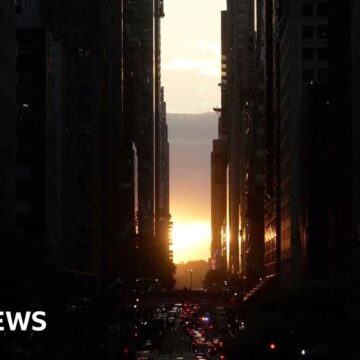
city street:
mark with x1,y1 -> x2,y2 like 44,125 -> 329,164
156,329 -> 193,360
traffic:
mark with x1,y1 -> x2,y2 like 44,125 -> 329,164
114,301 -> 237,360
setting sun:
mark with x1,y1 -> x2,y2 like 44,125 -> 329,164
172,222 -> 211,263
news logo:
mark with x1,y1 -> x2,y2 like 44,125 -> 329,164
0,311 -> 46,332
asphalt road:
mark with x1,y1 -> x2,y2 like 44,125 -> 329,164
156,328 -> 193,360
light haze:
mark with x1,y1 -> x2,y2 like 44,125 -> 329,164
162,0 -> 226,114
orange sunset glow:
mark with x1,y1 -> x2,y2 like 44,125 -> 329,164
163,0 -> 226,264
172,222 -> 211,263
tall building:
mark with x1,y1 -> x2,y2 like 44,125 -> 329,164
232,0 -> 258,281
211,138 -> 227,270
277,0 -> 330,284
211,0 -> 266,286
0,0 -> 17,288
0,0 -> 17,245
124,0 -> 171,282
37,0 -> 133,284
352,0 -> 360,250
155,5 -> 173,285
15,0 -> 65,268
16,27 -> 64,268
156,86 -> 173,285
258,0 -> 359,286
327,0 -> 355,279
216,0 -> 360,293
124,0 -> 156,276
260,0 -> 281,280
210,11 -> 229,272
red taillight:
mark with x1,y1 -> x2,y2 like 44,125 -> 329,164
269,342 -> 277,351
220,341 -> 224,347
123,347 -> 129,355
220,355 -> 226,360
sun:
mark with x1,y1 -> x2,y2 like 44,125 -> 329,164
171,222 -> 211,263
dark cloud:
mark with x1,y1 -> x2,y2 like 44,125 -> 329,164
168,112 -> 218,221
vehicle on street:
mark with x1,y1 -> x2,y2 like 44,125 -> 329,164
135,350 -> 153,360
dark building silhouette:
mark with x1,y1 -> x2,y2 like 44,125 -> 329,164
257,0 -> 360,287
215,0 -> 360,291
123,0 -> 157,276
0,0 -> 17,246
353,0 -> 360,252
210,11 -> 229,272
211,138 -> 227,270
155,86 -> 173,283
212,0 -> 265,286
124,0 -> 173,283
327,0 -> 357,280
16,27 -> 64,267
13,0 -> 138,286
261,0 -> 281,282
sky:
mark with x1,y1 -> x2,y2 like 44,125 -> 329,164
168,113 -> 217,263
162,1 -> 226,264
162,0 -> 226,114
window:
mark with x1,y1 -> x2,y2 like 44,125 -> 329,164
317,3 -> 328,17
302,3 -> 313,17
78,103 -> 91,122
17,178 -> 31,202
317,24 -> 328,38
16,0 -> 22,14
303,69 -> 314,83
317,47 -> 328,61
303,25 -> 314,39
317,69 -> 328,82
303,47 -> 314,61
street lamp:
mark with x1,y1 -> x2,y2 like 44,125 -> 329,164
187,269 -> 193,290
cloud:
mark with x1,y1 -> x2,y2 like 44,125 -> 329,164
168,112 -> 218,224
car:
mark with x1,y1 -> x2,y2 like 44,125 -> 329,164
212,337 -> 224,349
193,338 -> 207,346
135,350 -> 152,360
208,343 -> 218,355
190,329 -> 202,339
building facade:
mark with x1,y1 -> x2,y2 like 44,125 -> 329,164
211,0 -> 265,286
37,0 -> 134,284
124,0 -> 172,283
0,0 -> 17,246
215,0 -> 360,290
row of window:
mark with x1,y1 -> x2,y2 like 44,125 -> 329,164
303,68 -> 328,83
303,47 -> 328,61
15,0 -> 22,14
303,2 -> 328,17
303,25 -> 328,39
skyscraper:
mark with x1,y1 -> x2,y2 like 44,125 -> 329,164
211,138 -> 227,270
217,0 -> 263,282
0,0 -> 17,245
37,0 -> 132,283
124,0 -> 171,281
0,0 -> 17,289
